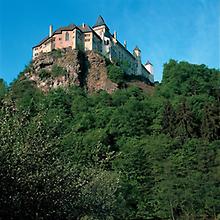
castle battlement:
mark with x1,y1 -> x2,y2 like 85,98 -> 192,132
32,16 -> 154,83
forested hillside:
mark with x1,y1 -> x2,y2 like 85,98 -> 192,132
0,60 -> 219,219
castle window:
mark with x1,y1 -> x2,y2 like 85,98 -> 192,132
65,32 -> 69,41
104,40 -> 109,45
85,39 -> 90,42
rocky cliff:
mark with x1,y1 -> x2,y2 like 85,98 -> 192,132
25,48 -> 117,93
25,48 -> 153,94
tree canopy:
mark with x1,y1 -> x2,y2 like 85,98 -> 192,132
0,60 -> 219,219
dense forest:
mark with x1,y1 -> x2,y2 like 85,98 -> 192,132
0,60 -> 219,220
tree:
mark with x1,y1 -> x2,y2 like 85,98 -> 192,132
0,58 -> 219,219
107,64 -> 125,84
201,103 -> 220,141
0,78 -> 7,100
162,101 -> 176,137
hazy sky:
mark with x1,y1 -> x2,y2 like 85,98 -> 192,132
0,0 -> 219,83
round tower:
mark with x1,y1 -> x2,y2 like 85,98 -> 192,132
133,46 -> 142,76
133,46 -> 141,58
145,60 -> 154,83
145,60 -> 153,75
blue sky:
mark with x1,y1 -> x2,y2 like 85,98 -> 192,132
0,0 -> 219,83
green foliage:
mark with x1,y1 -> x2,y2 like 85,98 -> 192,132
39,69 -> 51,79
0,78 -> 7,99
9,79 -> 42,112
107,64 -> 125,84
157,59 -> 220,99
38,65 -> 68,79
51,49 -> 63,58
51,64 -> 67,77
0,60 -> 219,219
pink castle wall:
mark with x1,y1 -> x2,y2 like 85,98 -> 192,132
53,30 -> 76,50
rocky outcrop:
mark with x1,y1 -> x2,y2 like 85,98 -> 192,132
26,48 -> 81,92
25,48 -> 153,94
85,51 -> 118,93
25,48 -> 117,93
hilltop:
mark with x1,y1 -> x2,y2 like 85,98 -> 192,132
32,16 -> 154,84
23,48 -> 154,94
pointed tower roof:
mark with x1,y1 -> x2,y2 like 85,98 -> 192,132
145,60 -> 153,65
93,15 -> 107,28
134,46 -> 141,51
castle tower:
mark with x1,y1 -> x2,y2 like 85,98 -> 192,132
145,60 -> 153,75
133,46 -> 142,76
92,15 -> 109,40
93,15 -> 112,59
133,46 -> 141,58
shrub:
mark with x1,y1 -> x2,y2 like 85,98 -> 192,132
51,65 -> 67,77
104,57 -> 112,66
39,69 -> 51,79
51,49 -> 62,58
0,78 -> 7,99
107,64 -> 125,84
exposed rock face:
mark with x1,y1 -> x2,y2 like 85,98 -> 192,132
25,48 -> 153,94
26,48 -> 117,93
85,51 -> 118,93
26,48 -> 81,92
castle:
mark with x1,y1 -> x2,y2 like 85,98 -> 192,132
32,16 -> 154,83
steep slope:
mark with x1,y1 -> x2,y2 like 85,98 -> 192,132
85,51 -> 118,93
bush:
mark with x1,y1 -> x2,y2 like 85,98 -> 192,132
51,65 -> 67,77
107,64 -> 125,84
39,69 -> 51,79
51,49 -> 62,58
0,79 -> 7,99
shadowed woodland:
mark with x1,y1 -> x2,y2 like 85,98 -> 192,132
0,60 -> 219,219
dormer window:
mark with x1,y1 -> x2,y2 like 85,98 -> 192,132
65,32 -> 69,41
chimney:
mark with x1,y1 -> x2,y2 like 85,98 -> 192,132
113,31 -> 117,39
49,25 -> 53,37
124,40 -> 127,48
82,23 -> 85,28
